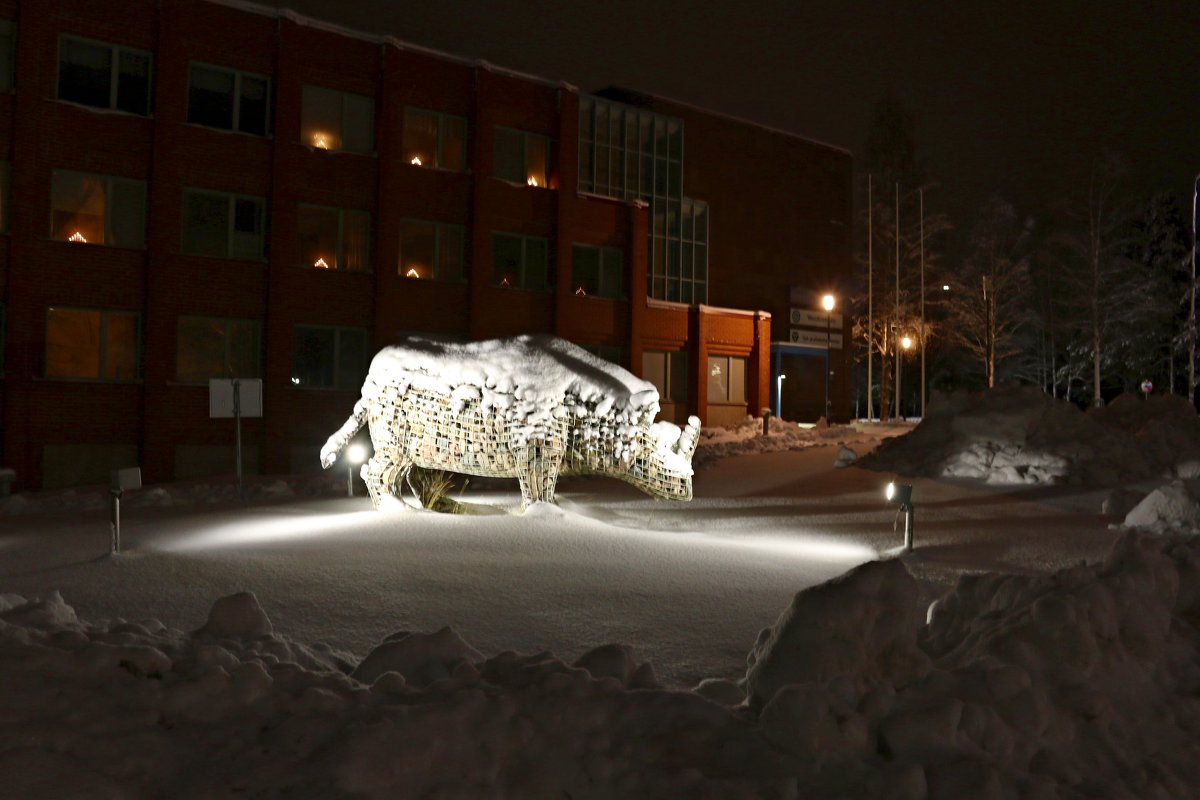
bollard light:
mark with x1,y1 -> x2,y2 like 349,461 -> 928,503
347,443 -> 367,497
884,481 -> 915,552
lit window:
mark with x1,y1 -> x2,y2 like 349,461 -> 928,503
292,325 -> 367,389
571,244 -> 623,299
45,307 -> 140,381
300,85 -> 374,155
403,107 -> 466,171
0,20 -> 15,93
493,127 -> 550,187
50,170 -> 146,248
57,35 -> 151,115
176,316 -> 261,383
187,63 -> 270,136
298,205 -> 371,272
707,355 -> 746,404
642,350 -> 689,404
399,219 -> 464,281
181,189 -> 265,260
491,232 -> 548,290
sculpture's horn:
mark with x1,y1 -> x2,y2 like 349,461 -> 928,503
674,415 -> 701,460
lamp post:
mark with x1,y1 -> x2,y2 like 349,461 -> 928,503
347,443 -> 366,497
898,335 -> 913,420
776,373 -> 786,419
822,293 -> 835,425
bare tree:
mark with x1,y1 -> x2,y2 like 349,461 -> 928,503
944,196 -> 1031,387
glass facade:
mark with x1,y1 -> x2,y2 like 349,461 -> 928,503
578,96 -> 707,304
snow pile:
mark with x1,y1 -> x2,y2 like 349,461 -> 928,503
695,415 -> 871,466
4,532 -> 1199,797
364,335 -> 661,452
862,384 -> 1200,485
1124,479 -> 1200,531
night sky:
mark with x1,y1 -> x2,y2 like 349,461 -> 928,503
274,0 -> 1200,231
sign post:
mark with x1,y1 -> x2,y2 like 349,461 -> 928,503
110,467 -> 141,554
1141,378 -> 1153,398
209,379 -> 263,497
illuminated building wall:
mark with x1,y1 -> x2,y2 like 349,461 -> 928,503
0,0 -> 851,490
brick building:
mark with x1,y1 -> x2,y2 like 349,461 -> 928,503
0,0 -> 852,491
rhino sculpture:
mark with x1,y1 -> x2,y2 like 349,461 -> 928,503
320,335 -> 700,509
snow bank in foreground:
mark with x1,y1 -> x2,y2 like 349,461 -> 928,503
862,384 -> 1200,485
1124,479 -> 1200,532
3,532 -> 1198,798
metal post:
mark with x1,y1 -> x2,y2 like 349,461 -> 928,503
867,174 -> 873,422
1191,174 -> 1199,408
824,311 -> 831,424
233,379 -> 243,497
919,187 -> 925,419
347,462 -> 354,497
110,490 -> 121,554
903,504 -> 914,552
894,182 -> 901,421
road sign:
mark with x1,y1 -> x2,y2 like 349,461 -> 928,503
209,379 -> 263,418
790,328 -> 843,349
790,308 -> 843,328
1141,379 -> 1153,395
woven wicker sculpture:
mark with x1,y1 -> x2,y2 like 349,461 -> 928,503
320,335 -> 700,509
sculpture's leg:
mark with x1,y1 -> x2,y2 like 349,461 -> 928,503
363,453 -> 409,509
515,438 -> 565,507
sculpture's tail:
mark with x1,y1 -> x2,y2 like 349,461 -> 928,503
320,397 -> 369,469
674,415 -> 701,462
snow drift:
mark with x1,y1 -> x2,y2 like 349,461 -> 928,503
3,531 -> 1199,798
861,384 -> 1200,485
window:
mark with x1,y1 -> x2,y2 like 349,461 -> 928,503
493,127 -> 550,187
45,307 -> 139,381
491,233 -> 548,290
300,85 -> 374,154
399,219 -> 464,281
176,317 -> 261,383
182,189 -> 265,259
581,344 -> 623,367
50,170 -> 146,248
403,107 -> 466,171
0,20 -> 14,93
187,63 -> 270,136
298,205 -> 371,272
643,350 -> 688,404
57,35 -> 151,115
292,325 -> 367,389
707,355 -> 746,404
572,245 -> 623,298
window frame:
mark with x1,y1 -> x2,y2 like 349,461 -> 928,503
643,349 -> 689,404
49,169 -> 147,249
571,243 -> 624,299
180,187 -> 267,261
175,315 -> 262,385
291,324 -> 368,390
186,61 -> 272,136
44,305 -> 142,382
399,218 -> 466,282
56,33 -> 153,116
297,203 -> 372,272
403,106 -> 467,171
493,126 -> 551,187
706,354 -> 747,405
300,84 -> 375,155
491,232 -> 550,291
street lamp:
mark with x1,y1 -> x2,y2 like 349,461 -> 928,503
347,443 -> 366,497
821,294 -> 835,425
775,373 -> 786,418
898,335 -> 913,420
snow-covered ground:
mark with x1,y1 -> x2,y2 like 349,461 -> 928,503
3,392 -> 1199,797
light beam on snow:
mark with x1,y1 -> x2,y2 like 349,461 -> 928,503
160,510 -> 377,552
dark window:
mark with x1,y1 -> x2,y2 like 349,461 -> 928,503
176,317 -> 261,383
301,85 -> 374,154
58,36 -> 152,115
491,232 -> 548,290
0,20 -> 14,93
403,107 -> 467,171
187,63 -> 270,136
292,325 -> 367,389
45,307 -> 140,381
400,219 -> 464,281
643,350 -> 689,404
493,127 -> 550,187
298,205 -> 371,272
571,244 -> 623,298
50,170 -> 146,248
182,189 -> 265,259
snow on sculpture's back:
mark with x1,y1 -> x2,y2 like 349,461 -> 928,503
320,335 -> 700,508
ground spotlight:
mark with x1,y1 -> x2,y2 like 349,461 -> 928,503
885,481 -> 915,552
347,443 -> 368,497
